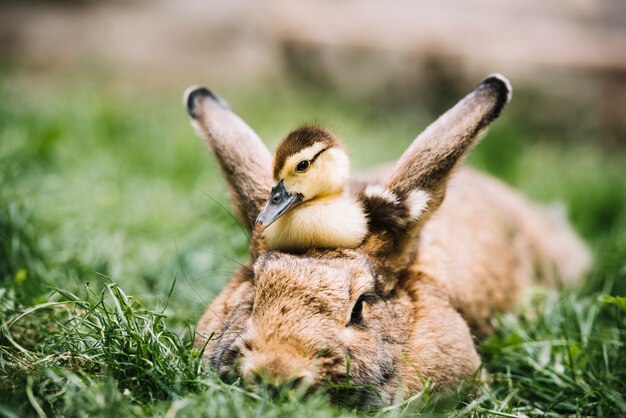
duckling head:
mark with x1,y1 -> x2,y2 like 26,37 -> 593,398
255,125 -> 350,231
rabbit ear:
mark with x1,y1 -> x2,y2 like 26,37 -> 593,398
361,75 -> 512,291
386,74 -> 511,200
184,87 -> 273,252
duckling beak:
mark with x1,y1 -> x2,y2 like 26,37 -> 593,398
255,180 -> 302,231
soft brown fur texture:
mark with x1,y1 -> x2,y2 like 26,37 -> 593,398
184,75 -> 590,406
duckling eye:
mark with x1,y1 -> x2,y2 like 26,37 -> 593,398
295,160 -> 310,173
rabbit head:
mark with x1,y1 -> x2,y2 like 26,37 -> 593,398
185,75 -> 511,405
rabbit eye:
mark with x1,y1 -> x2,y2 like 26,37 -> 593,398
349,293 -> 376,326
295,160 -> 310,172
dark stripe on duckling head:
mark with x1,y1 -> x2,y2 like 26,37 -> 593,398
309,146 -> 329,164
273,125 -> 340,180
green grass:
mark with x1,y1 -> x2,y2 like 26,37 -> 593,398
0,73 -> 625,417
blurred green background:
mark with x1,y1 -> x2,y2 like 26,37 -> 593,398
1,1 -> 625,416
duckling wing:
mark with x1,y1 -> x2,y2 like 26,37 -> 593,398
358,184 -> 412,236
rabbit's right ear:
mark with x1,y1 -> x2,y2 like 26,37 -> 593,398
361,75 -> 512,292
184,87 -> 273,254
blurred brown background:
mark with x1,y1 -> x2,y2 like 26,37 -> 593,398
1,0 -> 626,145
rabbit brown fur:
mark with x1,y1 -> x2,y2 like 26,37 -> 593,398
184,76 -> 590,406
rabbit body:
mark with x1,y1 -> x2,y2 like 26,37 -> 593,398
185,77 -> 590,405
195,168 -> 589,403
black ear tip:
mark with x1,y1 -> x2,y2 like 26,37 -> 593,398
480,73 -> 512,104
183,86 -> 229,118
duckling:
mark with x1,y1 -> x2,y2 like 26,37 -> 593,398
255,125 -> 368,251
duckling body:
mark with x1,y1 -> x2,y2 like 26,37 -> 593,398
256,126 -> 368,251
263,192 -> 367,251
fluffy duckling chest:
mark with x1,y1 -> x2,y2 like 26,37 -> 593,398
263,194 -> 367,251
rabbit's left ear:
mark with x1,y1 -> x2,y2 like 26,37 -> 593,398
184,87 -> 274,257
361,75 -> 512,291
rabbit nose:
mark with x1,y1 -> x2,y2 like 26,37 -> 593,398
251,371 -> 306,389
249,363 -> 310,385
241,339 -> 318,389
250,371 -> 311,398
243,352 -> 315,389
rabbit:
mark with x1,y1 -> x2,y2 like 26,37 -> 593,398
183,75 -> 591,406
